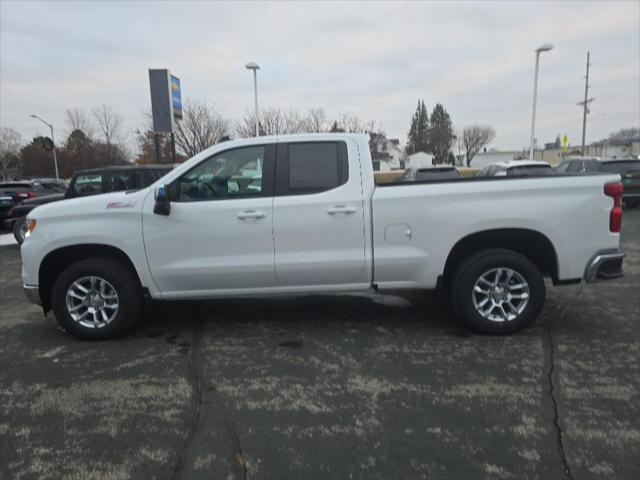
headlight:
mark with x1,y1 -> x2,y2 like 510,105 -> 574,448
25,219 -> 37,239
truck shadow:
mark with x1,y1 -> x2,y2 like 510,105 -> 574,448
134,290 -> 474,341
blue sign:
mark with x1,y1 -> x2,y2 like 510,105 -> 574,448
171,75 -> 182,120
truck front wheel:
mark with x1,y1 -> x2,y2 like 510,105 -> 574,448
51,258 -> 142,340
451,249 -> 545,334
12,216 -> 27,245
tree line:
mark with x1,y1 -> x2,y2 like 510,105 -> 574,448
1,97 -> 503,180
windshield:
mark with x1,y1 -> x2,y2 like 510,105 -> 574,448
415,169 -> 459,181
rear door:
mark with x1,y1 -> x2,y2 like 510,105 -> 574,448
272,139 -> 367,287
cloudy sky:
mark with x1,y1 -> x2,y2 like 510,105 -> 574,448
1,0 -> 638,154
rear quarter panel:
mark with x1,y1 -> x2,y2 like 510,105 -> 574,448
372,174 -> 621,288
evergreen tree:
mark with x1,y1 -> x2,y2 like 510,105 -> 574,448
406,100 -> 429,154
329,120 -> 344,133
429,103 -> 454,164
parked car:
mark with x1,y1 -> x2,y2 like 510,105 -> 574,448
397,165 -> 460,182
555,157 -> 640,207
21,134 -> 625,340
5,164 -> 172,244
476,161 -> 554,177
0,178 -> 68,227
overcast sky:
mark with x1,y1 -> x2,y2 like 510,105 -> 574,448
1,0 -> 638,154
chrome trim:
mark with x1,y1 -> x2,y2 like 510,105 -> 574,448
584,250 -> 626,283
23,284 -> 41,305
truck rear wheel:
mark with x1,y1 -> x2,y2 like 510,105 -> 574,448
451,249 -> 545,334
51,258 -> 142,340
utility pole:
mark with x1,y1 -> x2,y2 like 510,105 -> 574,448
578,52 -> 595,156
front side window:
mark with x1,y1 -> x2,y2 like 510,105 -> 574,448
555,162 -> 570,173
174,146 -> 266,202
73,174 -> 103,196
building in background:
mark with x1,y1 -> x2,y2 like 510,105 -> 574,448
404,151 -> 434,169
370,135 -> 405,171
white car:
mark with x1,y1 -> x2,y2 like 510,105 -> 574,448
477,160 -> 554,177
21,134 -> 625,339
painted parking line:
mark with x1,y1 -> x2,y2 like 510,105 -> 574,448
0,233 -> 17,246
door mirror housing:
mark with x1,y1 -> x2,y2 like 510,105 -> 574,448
64,187 -> 75,198
154,184 -> 171,215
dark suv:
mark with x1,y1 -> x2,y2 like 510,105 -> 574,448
5,164 -> 172,244
555,157 -> 640,207
0,178 -> 68,226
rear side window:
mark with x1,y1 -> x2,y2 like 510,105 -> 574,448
109,172 -> 137,192
277,141 -> 348,195
583,160 -> 601,172
602,161 -> 640,174
507,165 -> 554,176
143,169 -> 169,186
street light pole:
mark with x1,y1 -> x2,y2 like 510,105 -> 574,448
30,114 -> 59,178
529,43 -> 553,161
245,62 -> 260,136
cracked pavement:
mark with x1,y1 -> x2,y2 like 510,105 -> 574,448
0,209 -> 638,479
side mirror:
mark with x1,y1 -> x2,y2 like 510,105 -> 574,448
64,187 -> 74,198
153,184 -> 171,216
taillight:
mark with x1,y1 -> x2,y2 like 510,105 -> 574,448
604,182 -> 623,233
18,191 -> 36,199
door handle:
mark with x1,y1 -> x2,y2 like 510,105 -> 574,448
237,210 -> 266,220
327,205 -> 357,215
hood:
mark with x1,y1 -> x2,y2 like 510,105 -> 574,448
28,188 -> 150,221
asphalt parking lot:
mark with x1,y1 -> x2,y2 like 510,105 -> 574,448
0,211 -> 638,480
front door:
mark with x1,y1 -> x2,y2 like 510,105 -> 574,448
142,144 -> 277,298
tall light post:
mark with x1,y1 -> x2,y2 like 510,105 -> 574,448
529,43 -> 554,161
245,62 -> 260,137
30,114 -> 59,178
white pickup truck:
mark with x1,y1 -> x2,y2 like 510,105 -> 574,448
21,134 -> 625,339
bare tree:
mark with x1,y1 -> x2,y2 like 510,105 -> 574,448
92,104 -> 123,146
0,127 -> 23,180
235,111 -> 259,139
303,107 -> 327,133
174,99 -> 230,157
65,108 -> 94,137
462,124 -> 496,166
235,107 -> 305,138
338,113 -> 366,133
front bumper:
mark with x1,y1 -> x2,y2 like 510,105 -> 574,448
23,284 -> 41,305
584,250 -> 625,283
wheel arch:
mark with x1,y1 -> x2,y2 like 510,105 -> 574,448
440,228 -> 559,289
39,244 -> 142,312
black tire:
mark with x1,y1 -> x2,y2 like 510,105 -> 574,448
13,216 -> 27,245
451,249 -> 545,334
51,258 -> 142,340
624,198 -> 640,209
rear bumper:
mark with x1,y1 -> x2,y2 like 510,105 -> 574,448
584,250 -> 625,283
23,284 -> 41,305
